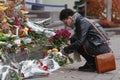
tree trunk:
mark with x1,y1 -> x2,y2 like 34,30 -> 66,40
106,0 -> 112,21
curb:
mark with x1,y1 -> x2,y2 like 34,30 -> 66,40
104,28 -> 120,36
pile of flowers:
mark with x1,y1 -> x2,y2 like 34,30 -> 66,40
49,29 -> 71,50
19,48 -> 73,78
0,0 -> 54,56
46,48 -> 73,66
0,48 -> 73,79
0,0 -> 73,80
0,0 -> 30,53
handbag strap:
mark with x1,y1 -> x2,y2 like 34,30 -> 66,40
84,18 -> 109,45
83,18 -> 112,56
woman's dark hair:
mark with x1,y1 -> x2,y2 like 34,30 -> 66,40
59,8 -> 75,20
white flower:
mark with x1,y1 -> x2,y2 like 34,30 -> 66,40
7,44 -> 12,48
22,38 -> 32,44
14,39 -> 21,45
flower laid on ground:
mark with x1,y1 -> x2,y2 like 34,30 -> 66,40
48,29 -> 71,50
0,0 -> 52,55
46,48 -> 73,66
0,1 -> 72,80
0,2 -> 56,80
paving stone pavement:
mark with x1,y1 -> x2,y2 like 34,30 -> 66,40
26,23 -> 120,80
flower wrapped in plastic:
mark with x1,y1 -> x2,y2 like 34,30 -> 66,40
0,48 -> 74,79
19,55 -> 61,78
0,0 -> 55,62
46,48 -> 73,66
0,1 -> 63,79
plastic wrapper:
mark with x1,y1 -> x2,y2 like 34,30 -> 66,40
0,48 -> 73,79
25,21 -> 55,38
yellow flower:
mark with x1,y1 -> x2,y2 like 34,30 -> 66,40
3,31 -> 12,37
24,27 -> 29,35
3,33 -> 10,37
1,17 -> 7,23
0,3 -> 8,10
47,49 -> 52,54
21,10 -> 28,14
0,29 -> 2,33
25,17 -> 29,21
52,48 -> 58,52
0,3 -> 4,6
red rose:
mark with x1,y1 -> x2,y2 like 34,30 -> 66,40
30,41 -> 35,44
39,62 -> 43,66
43,66 -> 48,71
20,73 -> 24,78
20,45 -> 25,52
28,28 -> 31,33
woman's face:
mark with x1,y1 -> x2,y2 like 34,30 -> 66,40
62,16 -> 73,28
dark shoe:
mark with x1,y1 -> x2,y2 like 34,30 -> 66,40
78,62 -> 96,72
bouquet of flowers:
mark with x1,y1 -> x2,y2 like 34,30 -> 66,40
0,1 -> 57,80
48,29 -> 71,50
46,48 -> 73,66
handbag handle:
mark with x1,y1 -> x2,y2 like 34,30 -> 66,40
84,18 -> 109,45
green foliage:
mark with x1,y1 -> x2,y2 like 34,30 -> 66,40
28,30 -> 50,47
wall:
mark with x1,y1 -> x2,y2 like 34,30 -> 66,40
25,0 -> 78,22
26,0 -> 77,11
43,0 -> 77,11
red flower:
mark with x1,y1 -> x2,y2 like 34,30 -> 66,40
14,17 -> 21,26
28,28 -> 31,33
48,37 -> 53,43
54,35 -> 60,39
43,66 -> 48,71
20,45 -> 25,52
30,41 -> 35,44
48,29 -> 71,49
20,73 -> 24,78
55,29 -> 71,39
39,62 -> 43,66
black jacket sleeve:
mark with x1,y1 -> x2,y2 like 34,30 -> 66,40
64,18 -> 90,53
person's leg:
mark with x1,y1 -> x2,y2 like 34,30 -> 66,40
77,48 -> 96,72
70,36 -> 96,72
